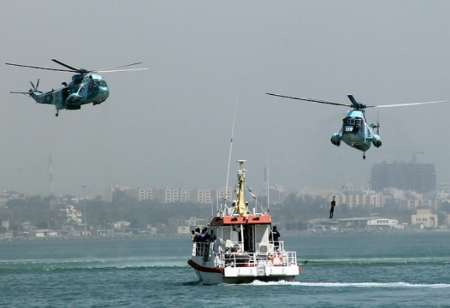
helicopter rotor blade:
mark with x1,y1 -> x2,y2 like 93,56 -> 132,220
266,92 -> 352,107
30,81 -> 35,90
36,79 -> 40,89
95,62 -> 144,71
94,67 -> 149,73
117,61 -> 143,68
5,62 -> 76,72
51,59 -> 81,71
369,100 -> 447,109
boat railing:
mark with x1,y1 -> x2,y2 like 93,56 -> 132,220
223,250 -> 297,268
193,241 -> 285,256
192,241 -> 297,268
192,241 -> 211,257
268,241 -> 285,252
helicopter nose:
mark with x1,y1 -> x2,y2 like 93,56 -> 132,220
99,87 -> 109,102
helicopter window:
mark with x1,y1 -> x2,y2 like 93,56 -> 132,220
98,80 -> 107,87
343,117 -> 354,125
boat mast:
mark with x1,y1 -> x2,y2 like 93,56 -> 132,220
224,98 -> 239,214
266,161 -> 270,213
235,160 -> 248,216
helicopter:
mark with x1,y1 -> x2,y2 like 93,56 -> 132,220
6,59 -> 147,117
266,92 -> 447,159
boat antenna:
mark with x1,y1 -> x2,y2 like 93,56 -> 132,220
265,157 -> 270,213
223,97 -> 240,213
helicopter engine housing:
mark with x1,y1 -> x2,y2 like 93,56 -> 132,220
330,133 -> 341,146
372,135 -> 382,148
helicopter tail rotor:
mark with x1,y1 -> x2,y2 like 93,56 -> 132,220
29,79 -> 41,92
10,79 -> 41,96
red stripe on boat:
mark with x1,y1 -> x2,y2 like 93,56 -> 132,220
187,260 -> 224,273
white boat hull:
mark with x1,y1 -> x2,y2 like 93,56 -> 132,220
194,269 -> 224,285
188,259 -> 299,285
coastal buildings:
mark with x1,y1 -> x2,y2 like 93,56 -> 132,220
111,185 -> 285,205
0,190 -> 25,208
411,208 -> 438,229
367,218 -> 403,230
307,217 -> 404,232
196,189 -> 213,204
138,187 -> 153,202
329,190 -> 385,209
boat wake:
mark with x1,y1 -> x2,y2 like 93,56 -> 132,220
0,256 -> 187,273
300,256 -> 450,266
248,280 -> 450,288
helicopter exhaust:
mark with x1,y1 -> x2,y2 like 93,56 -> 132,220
372,135 -> 382,148
330,133 -> 341,146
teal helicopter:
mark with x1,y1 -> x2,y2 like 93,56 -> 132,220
6,59 -> 147,117
266,92 -> 446,159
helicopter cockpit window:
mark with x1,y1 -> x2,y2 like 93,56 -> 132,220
98,80 -> 107,87
343,117 -> 362,133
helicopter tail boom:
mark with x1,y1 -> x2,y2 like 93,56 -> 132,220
10,91 -> 31,95
9,78 -> 42,96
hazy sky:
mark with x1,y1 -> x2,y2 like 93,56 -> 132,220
1,0 -> 450,195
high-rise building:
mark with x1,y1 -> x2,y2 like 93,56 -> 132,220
164,188 -> 180,203
138,188 -> 153,202
197,189 -> 212,204
179,189 -> 191,203
370,161 -> 436,193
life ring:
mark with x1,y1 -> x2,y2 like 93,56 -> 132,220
273,255 -> 282,266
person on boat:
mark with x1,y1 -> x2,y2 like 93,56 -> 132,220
212,234 -> 224,256
200,227 -> 210,242
329,196 -> 336,219
271,225 -> 281,250
193,227 -> 201,242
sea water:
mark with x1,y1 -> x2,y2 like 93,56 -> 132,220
1,232 -> 449,307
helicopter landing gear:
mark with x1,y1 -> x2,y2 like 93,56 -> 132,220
55,110 -> 59,117
363,153 -> 366,160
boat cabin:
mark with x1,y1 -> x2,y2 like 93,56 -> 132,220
209,214 -> 276,254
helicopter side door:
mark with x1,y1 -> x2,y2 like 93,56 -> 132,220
51,89 -> 65,109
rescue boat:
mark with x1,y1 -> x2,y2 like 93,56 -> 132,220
188,160 -> 300,284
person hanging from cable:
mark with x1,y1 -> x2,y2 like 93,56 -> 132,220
329,196 -> 336,219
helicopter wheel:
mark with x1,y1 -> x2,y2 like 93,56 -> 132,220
363,153 -> 366,160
